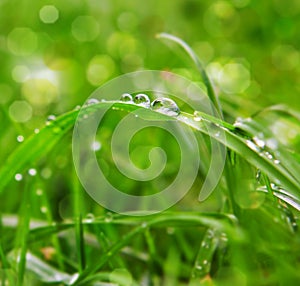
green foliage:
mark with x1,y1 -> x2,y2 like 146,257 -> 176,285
1,1 -> 300,285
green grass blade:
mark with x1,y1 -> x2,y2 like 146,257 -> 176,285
157,32 -> 223,118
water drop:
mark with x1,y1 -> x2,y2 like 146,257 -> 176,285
133,93 -> 150,107
120,93 -> 133,102
203,260 -> 208,265
105,212 -> 113,223
265,151 -> 273,159
15,173 -> 23,181
246,140 -> 261,152
253,136 -> 265,148
85,213 -> 95,222
86,98 -> 99,105
90,141 -> 101,151
215,131 -> 220,137
74,105 -> 81,110
34,128 -> 40,134
193,111 -> 202,122
141,222 -> 148,228
274,159 -> 280,164
46,115 -> 56,125
151,97 -> 180,116
28,168 -> 37,176
17,135 -> 24,142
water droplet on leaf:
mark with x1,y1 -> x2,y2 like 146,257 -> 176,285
151,97 -> 180,116
15,173 -> 23,181
17,135 -> 24,142
86,98 -> 99,105
193,111 -> 202,122
46,115 -> 56,125
105,212 -> 113,223
120,93 -> 133,102
28,168 -> 37,176
133,93 -> 150,107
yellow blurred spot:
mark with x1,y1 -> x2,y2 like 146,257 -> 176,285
204,1 -> 239,36
12,65 -> 30,83
87,55 -> 115,86
9,100 -> 32,123
39,5 -> 59,24
71,16 -> 100,42
218,63 -> 250,94
22,78 -> 58,107
40,247 -> 56,260
107,32 -> 138,57
7,28 -> 37,56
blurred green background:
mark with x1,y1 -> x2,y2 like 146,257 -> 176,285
1,0 -> 300,215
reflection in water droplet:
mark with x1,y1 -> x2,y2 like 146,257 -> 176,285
120,93 -> 133,102
86,98 -> 99,105
133,93 -> 150,107
274,159 -> 280,164
193,111 -> 202,122
17,135 -> 24,142
15,173 -> 23,181
151,97 -> 180,116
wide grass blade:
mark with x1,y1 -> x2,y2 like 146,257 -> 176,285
0,101 -> 299,209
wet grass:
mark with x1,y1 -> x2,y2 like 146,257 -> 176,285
0,35 -> 300,285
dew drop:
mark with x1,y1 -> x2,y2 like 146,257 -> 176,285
28,168 -> 37,176
120,93 -> 133,102
274,159 -> 280,164
46,115 -> 56,125
151,97 -> 180,116
141,222 -> 148,228
90,141 -> 101,151
86,98 -> 99,105
17,135 -> 24,142
15,173 -> 23,181
265,151 -> 273,159
85,213 -> 95,222
73,105 -> 81,110
193,111 -> 202,122
246,140 -> 261,152
105,212 -> 113,223
133,93 -> 150,107
253,136 -> 265,148
203,260 -> 208,265
34,128 -> 40,134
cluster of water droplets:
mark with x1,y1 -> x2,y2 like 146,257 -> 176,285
119,93 -> 180,117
